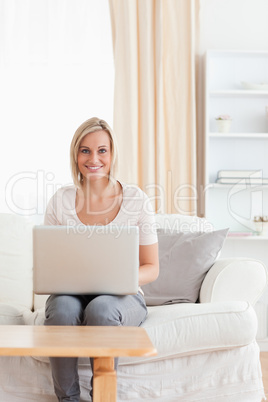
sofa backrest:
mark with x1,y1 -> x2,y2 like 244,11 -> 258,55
0,213 -> 34,310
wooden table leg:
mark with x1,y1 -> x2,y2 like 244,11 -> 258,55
93,357 -> 117,402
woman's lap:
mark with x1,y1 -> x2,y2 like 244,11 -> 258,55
44,293 -> 147,328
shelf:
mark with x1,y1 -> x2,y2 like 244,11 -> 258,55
227,235 -> 268,240
207,49 -> 268,56
207,183 -> 268,189
210,90 -> 268,96
209,133 -> 268,139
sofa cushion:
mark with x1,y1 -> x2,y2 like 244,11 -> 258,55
0,303 -> 25,325
134,301 -> 258,363
24,300 -> 257,366
0,214 -> 33,310
142,228 -> 228,305
122,301 -> 258,364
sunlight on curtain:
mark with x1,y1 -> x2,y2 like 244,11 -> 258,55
109,0 -> 197,214
0,0 -> 114,222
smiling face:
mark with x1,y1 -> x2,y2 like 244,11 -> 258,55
77,130 -> 112,183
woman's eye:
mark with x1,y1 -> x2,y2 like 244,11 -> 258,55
81,149 -> 89,154
99,148 -> 107,153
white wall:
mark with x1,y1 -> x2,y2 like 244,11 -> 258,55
0,0 -> 114,223
199,0 -> 268,53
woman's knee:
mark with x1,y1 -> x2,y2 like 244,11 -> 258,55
83,295 -> 122,326
83,294 -> 147,327
45,295 -> 84,326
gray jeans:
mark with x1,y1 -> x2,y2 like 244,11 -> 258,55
44,293 -> 148,401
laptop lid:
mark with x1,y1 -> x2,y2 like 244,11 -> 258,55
33,225 -> 139,295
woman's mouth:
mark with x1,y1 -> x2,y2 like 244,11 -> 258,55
85,165 -> 103,172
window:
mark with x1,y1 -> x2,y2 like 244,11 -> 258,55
0,0 -> 114,222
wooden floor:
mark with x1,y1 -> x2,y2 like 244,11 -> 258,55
260,353 -> 268,400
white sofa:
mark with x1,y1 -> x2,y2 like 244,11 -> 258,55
0,212 -> 267,402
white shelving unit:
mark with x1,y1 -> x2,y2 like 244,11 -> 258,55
204,50 -> 268,346
209,133 -> 268,139
210,90 -> 268,96
204,50 -> 268,232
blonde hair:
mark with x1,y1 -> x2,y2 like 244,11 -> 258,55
70,117 -> 118,187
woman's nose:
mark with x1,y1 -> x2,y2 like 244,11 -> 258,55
88,151 -> 99,163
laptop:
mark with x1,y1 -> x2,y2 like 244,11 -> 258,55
33,225 -> 139,295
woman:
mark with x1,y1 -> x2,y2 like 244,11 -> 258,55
44,117 -> 159,401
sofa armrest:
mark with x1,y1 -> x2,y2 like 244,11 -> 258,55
200,258 -> 268,306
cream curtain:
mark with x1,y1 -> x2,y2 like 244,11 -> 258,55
109,0 -> 197,214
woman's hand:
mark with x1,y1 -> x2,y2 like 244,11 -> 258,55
138,243 -> 159,286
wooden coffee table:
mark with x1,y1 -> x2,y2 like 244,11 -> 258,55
0,325 -> 157,402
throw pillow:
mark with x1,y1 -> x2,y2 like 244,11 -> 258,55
142,228 -> 229,305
